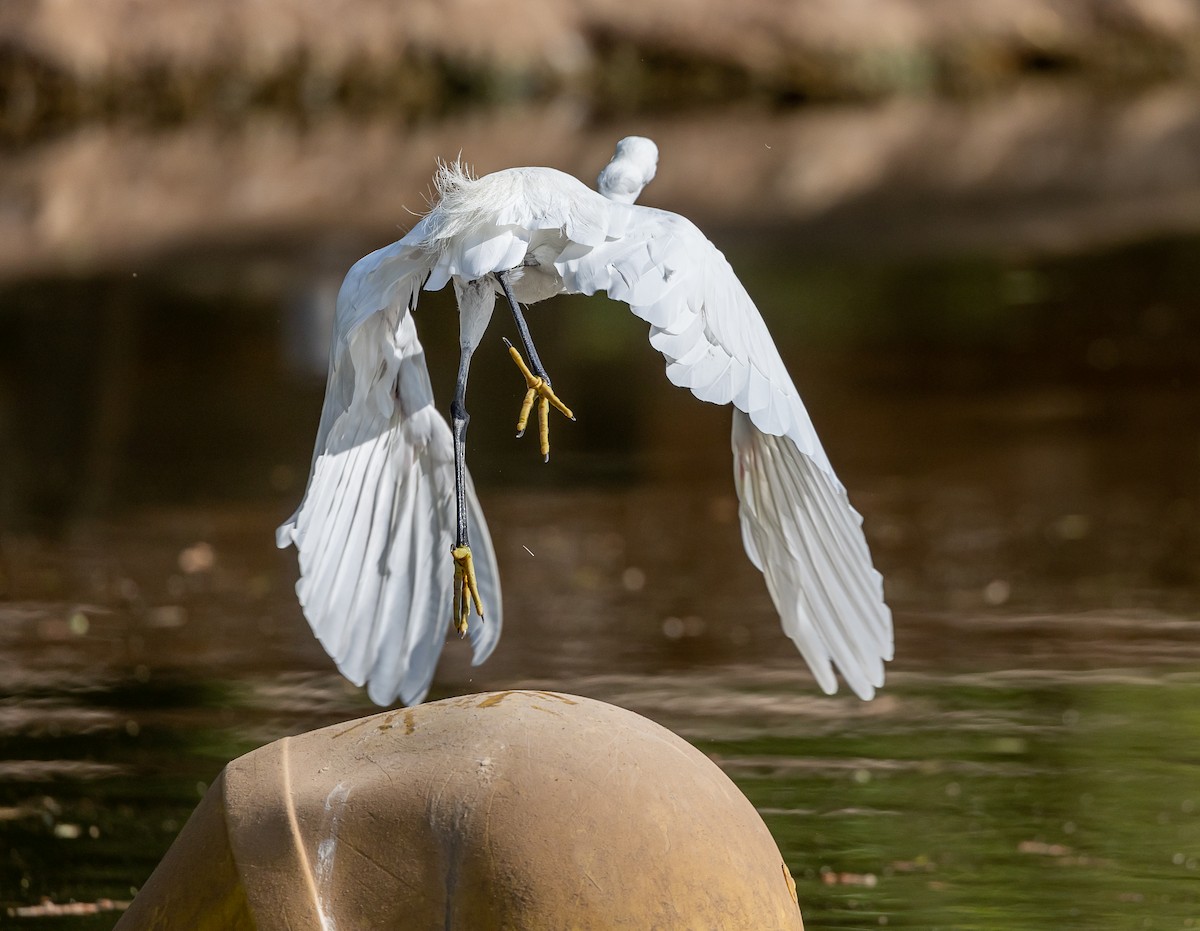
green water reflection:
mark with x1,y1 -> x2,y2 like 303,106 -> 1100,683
3,672 -> 1199,929
721,678 -> 1200,929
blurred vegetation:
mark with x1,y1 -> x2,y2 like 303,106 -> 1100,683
0,44 -> 520,145
3,1 -> 1200,146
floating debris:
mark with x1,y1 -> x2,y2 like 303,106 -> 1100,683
7,898 -> 130,918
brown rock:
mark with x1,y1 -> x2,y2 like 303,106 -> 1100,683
116,690 -> 803,930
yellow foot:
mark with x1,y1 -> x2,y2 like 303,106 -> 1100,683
503,338 -> 575,461
451,544 -> 484,637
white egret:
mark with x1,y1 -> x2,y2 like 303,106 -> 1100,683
277,136 -> 892,706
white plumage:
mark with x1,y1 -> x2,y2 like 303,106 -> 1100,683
278,136 -> 892,705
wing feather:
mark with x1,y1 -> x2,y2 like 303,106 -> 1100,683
733,411 -> 891,698
277,236 -> 503,706
553,201 -> 891,698
556,207 -> 835,465
323,167 -> 890,700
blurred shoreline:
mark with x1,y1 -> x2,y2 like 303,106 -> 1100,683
4,1 -> 1200,279
3,0 -> 1199,138
3,83 -> 1200,280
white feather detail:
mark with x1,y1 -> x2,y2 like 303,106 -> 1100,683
553,204 -> 841,486
277,245 -> 502,706
388,163 -> 891,698
281,147 -> 890,703
732,411 -> 892,699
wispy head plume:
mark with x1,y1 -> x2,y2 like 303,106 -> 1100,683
423,154 -> 520,246
431,154 -> 475,205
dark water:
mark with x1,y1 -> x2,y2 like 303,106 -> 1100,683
1,220 -> 1199,927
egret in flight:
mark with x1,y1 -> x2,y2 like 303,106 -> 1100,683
277,136 -> 892,706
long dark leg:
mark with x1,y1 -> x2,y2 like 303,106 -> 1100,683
449,342 -> 482,634
447,277 -> 493,634
497,270 -> 549,382
450,346 -> 472,551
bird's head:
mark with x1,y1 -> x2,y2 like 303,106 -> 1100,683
597,136 -> 659,204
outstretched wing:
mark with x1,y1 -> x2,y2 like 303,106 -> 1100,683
556,204 -> 892,699
731,411 -> 891,698
277,231 -> 502,706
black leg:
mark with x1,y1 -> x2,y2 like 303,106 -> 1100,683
449,342 -> 483,635
450,347 -> 471,551
447,276 -> 494,635
496,270 -> 549,382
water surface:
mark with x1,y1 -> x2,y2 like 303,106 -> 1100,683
1,156 -> 1199,929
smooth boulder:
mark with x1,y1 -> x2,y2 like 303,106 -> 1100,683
117,690 -> 804,930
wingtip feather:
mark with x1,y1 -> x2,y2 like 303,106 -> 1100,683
733,412 -> 893,699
